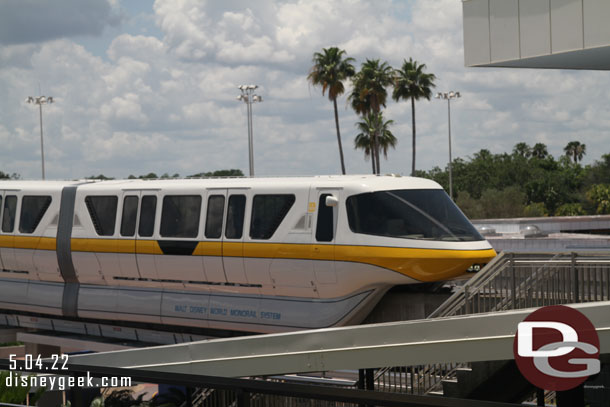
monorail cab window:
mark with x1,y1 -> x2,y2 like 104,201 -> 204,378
346,189 -> 484,241
160,195 -> 201,238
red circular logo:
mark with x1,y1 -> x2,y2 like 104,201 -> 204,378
513,305 -> 600,391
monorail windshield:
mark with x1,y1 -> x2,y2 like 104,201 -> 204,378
346,189 -> 484,241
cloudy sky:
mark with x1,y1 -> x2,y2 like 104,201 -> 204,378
0,0 -> 608,180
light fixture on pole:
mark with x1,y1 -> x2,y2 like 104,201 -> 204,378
237,85 -> 262,177
435,91 -> 460,200
26,95 -> 54,180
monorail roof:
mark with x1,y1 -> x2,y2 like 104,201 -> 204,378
0,175 -> 441,192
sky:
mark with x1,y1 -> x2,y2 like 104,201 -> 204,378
0,0 -> 608,180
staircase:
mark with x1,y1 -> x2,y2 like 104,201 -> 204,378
374,251 -> 610,399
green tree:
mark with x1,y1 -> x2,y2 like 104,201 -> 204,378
308,47 -> 356,175
524,202 -> 548,217
392,57 -> 436,175
0,171 -> 20,179
564,140 -> 587,163
587,184 -> 610,214
188,169 -> 244,177
87,174 -> 115,180
478,186 -> 526,218
354,112 -> 397,173
0,371 -> 45,404
349,59 -> 394,174
531,143 -> 549,159
101,389 -> 148,407
512,142 -> 531,158
555,203 -> 585,216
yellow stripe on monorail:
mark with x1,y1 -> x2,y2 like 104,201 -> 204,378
0,236 -> 496,281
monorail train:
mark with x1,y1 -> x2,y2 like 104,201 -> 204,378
0,175 -> 495,333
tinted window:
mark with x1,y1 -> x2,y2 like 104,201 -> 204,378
138,195 -> 157,237
346,189 -> 484,241
316,194 -> 334,242
225,195 -> 246,239
250,195 -> 295,240
1,195 -> 17,233
19,196 -> 52,233
85,196 -> 118,236
160,195 -> 201,238
205,195 -> 224,239
120,196 -> 138,237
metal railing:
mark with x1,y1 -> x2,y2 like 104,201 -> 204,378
375,251 -> 610,396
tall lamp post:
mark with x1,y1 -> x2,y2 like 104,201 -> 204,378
237,85 -> 262,177
26,95 -> 54,180
435,91 -> 460,200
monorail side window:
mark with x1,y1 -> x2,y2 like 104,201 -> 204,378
19,196 -> 52,234
160,195 -> 201,238
205,195 -> 224,238
1,196 -> 17,233
315,194 -> 333,242
138,196 -> 156,237
120,196 -> 138,237
85,196 -> 118,236
250,194 -> 295,240
225,195 -> 246,239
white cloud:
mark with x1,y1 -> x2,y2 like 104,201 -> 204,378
0,0 -> 609,180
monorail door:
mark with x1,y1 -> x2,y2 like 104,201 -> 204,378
311,189 -> 338,285
222,188 -> 250,285
133,190 -> 160,281
117,190 -> 141,280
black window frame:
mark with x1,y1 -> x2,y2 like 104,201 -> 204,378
205,195 -> 225,239
160,195 -> 202,238
85,195 -> 118,236
19,195 -> 52,234
120,195 -> 139,237
250,194 -> 295,240
1,195 -> 17,233
315,193 -> 334,242
225,195 -> 246,239
138,195 -> 157,237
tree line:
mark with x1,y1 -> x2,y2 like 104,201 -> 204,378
308,47 -> 435,175
417,141 -> 610,219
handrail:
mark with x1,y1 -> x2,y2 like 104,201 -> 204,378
378,251 -> 610,397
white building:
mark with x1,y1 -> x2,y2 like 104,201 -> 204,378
462,0 -> 610,69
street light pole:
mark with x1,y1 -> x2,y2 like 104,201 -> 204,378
237,85 -> 263,177
435,91 -> 460,200
26,95 -> 54,180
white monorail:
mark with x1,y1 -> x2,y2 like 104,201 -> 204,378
0,175 -> 495,333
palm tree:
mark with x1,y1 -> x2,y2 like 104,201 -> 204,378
349,59 -> 394,174
564,141 -> 587,163
308,47 -> 356,175
354,112 -> 397,173
512,142 -> 532,158
392,58 -> 436,175
531,143 -> 548,159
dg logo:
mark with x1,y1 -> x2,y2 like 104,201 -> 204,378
513,305 -> 600,391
